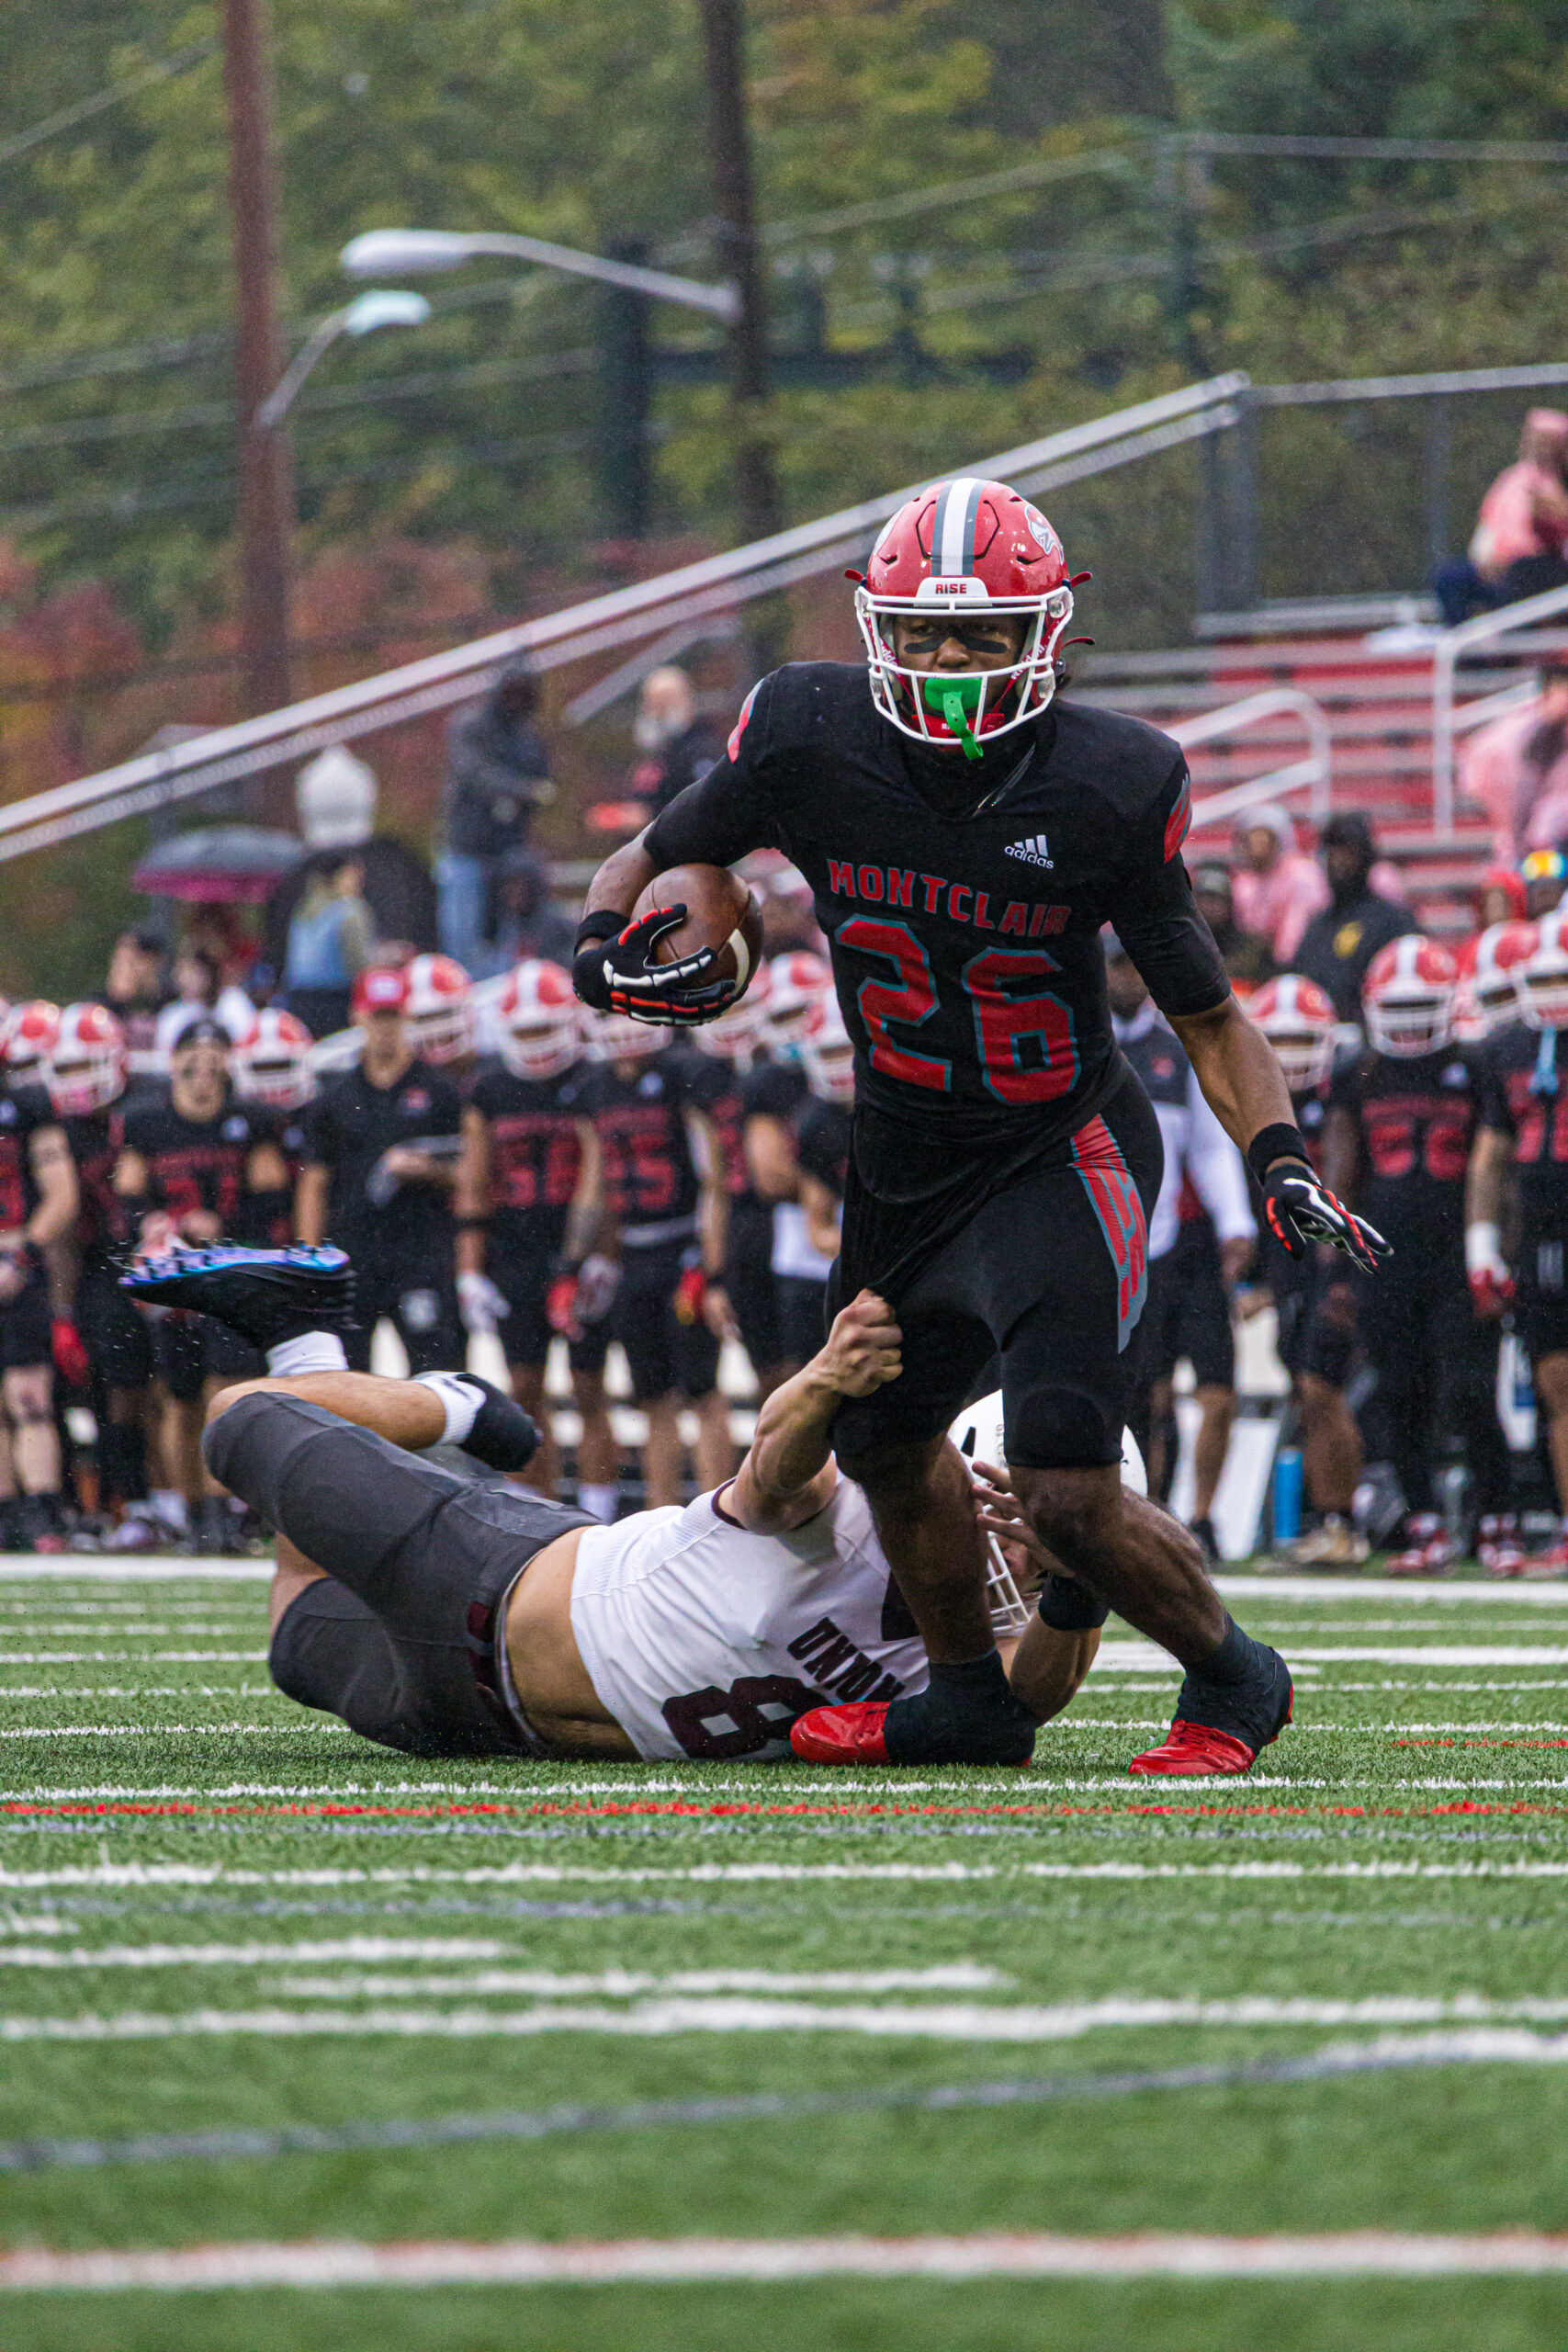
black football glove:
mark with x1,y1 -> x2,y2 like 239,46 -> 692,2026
1261,1164 -> 1390,1274
572,906 -> 739,1028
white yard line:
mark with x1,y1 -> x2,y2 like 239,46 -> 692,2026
0,1953 -> 999,1989
1216,1577 -> 1568,1604
0,1560 -> 271,1581
1095,1645 -> 1568,1668
6,2227 -> 1568,2287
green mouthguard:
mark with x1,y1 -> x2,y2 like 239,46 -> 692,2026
921,671 -> 986,760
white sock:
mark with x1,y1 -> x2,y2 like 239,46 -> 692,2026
265,1330 -> 349,1377
152,1489 -> 187,1532
579,1482 -> 618,1524
413,1371 -> 483,1446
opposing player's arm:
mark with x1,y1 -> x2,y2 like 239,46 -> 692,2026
564,1121 -> 604,1264
1319,1102 -> 1359,1204
744,1112 -> 800,1202
245,1137 -> 290,1194
966,1463 -> 1100,1724
457,1106 -> 491,1278
799,1170 -> 841,1260
1466,1123 -> 1517,1313
295,1163 -> 330,1246
25,1124 -> 78,1249
728,1289 -> 901,1534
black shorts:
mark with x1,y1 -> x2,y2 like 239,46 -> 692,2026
776,1273 -> 829,1367
206,1393 -> 593,1758
156,1315 -> 263,1404
832,1072 -> 1162,1472
340,1244 -> 465,1378
76,1263 -> 154,1392
607,1241 -> 721,1404
727,1198 -> 783,1374
1274,1265 -> 1359,1388
1517,1224 -> 1568,1363
0,1263 -> 52,1374
1145,1221 -> 1235,1390
489,1246 -> 557,1371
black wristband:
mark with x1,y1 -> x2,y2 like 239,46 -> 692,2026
1037,1572 -> 1111,1632
1246,1124 -> 1312,1188
574,910 -> 626,953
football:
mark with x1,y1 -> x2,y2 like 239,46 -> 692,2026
631,862 -> 766,1001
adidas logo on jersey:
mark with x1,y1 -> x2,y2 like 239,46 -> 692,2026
1004,832 -> 1054,869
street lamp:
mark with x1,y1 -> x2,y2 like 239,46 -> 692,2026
256,288 -> 432,428
340,227 -> 738,322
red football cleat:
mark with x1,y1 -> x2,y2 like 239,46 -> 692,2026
1128,1721 -> 1262,1776
789,1702 -> 890,1765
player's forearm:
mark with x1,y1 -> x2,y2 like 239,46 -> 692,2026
1467,1129 -> 1511,1228
1008,1622 -> 1100,1724
1320,1105 -> 1359,1204
27,1168 -> 78,1249
295,1167 -> 329,1245
1172,998 -> 1298,1159
583,834 -> 659,921
745,1363 -> 843,1503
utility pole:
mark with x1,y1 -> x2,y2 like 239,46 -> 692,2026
597,239 -> 653,541
222,0 -> 294,723
695,0 -> 786,671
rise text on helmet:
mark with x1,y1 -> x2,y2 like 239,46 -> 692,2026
497,959 -> 581,1080
1249,974 -> 1337,1092
1361,935 -> 1457,1057
855,479 -> 1077,755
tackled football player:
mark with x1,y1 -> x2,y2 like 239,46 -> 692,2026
573,479 -> 1390,1774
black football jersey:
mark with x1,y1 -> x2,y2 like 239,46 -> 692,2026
1328,1045 -> 1479,1254
798,1098 -> 852,1200
641,664 -> 1228,1175
1477,1020 -> 1568,1221
577,1051 -> 702,1236
466,1058 -> 584,1255
118,1094 -> 271,1232
304,1059 -> 461,1251
1114,1012 -> 1191,1111
0,1084 -> 58,1234
668,1048 -> 750,1200
64,1106 -> 126,1261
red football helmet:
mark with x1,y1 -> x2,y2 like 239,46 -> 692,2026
800,991 -> 855,1105
404,953 -> 474,1065
1522,908 -> 1568,1031
692,954 -> 773,1068
496,959 -> 581,1080
2,1001 -> 61,1081
1361,935 -> 1458,1057
1249,974 -> 1337,1092
1470,920 -> 1538,1035
854,478 -> 1076,752
47,1001 -> 126,1116
232,1009 -> 316,1110
763,952 -> 831,1053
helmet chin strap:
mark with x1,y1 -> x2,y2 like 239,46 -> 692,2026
921,671 -> 986,760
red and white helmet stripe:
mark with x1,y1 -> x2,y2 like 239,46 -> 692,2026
1361,934 -> 1457,1057
47,1001 -> 126,1116
403,954 -> 475,1065
496,959 -> 581,1080
232,1008 -> 316,1110
1249,972 -> 1337,1091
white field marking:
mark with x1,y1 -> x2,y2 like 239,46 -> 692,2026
0,1653 -> 267,1664
10,2228 -> 1568,2290
1216,1575 -> 1568,1603
0,1939 -> 507,1970
1095,1644 -> 1568,1668
0,1559 -> 270,1581
0,1724 -> 349,1738
16,1993 -> 1568,2045
0,1689 -> 276,1701
14,1861 -> 1568,1895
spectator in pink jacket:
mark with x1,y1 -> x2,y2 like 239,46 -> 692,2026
1433,410 -> 1568,628
1461,653 -> 1568,863
1230,803 -> 1328,964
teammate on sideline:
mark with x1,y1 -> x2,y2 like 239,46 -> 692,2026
120,1245 -> 1100,1763
575,477 -> 1388,1774
0,1004 -> 78,1548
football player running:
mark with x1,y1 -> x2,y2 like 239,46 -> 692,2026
575,479 -> 1388,1773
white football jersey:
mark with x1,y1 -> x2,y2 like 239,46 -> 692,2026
569,1478 -> 928,1761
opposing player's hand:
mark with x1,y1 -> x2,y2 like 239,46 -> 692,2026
703,1280 -> 739,1342
818,1288 -> 901,1396
971,1460 -> 1054,1575
546,1272 -> 581,1340
582,907 -> 740,1028
457,1272 -> 511,1336
1261,1164 -> 1390,1273
1466,1222 -> 1514,1317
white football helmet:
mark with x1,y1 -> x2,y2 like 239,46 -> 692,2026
800,992 -> 855,1105
231,1008 -> 316,1110
1522,908 -> 1568,1031
47,1001 -> 127,1116
763,951 -> 830,1056
1361,935 -> 1457,1057
2,1001 -> 61,1082
403,953 -> 475,1065
1248,974 -> 1337,1093
1470,921 -> 1538,1035
946,1389 -> 1146,1637
692,956 -> 773,1068
585,1008 -> 665,1062
497,959 -> 581,1080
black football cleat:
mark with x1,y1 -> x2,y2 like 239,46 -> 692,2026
119,1244 -> 355,1350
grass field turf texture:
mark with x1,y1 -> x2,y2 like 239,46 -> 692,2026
4,1566 -> 1568,2347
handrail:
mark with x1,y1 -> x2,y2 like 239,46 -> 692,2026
1431,581 -> 1568,831
1172,688 -> 1332,828
0,372 -> 1249,866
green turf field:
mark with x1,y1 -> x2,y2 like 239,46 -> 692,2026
2,1560 -> 1568,2348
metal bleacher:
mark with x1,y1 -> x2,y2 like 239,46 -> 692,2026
1075,588 -> 1568,938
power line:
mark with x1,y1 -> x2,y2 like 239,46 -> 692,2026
0,38 -> 219,168
1185,130 -> 1568,164
761,147 -> 1138,243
